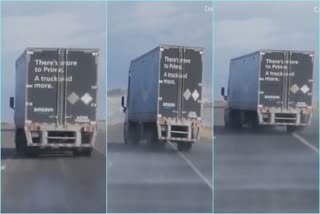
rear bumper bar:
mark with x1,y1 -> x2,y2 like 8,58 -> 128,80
24,127 -> 97,147
157,122 -> 200,142
258,110 -> 311,126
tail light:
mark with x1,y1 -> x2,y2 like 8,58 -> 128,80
302,108 -> 310,115
158,117 -> 167,125
31,131 -> 40,137
82,126 -> 95,132
27,123 -> 40,131
259,107 -> 269,113
193,119 -> 201,128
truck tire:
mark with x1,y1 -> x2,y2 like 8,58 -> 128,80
15,129 -> 27,156
224,109 -> 231,128
145,125 -> 165,149
177,142 -> 192,151
286,126 -> 303,133
145,125 -> 158,143
25,147 -> 39,157
82,148 -> 93,156
248,112 -> 260,130
15,129 -> 39,157
73,148 -> 92,156
123,122 -> 129,144
124,122 -> 139,144
229,109 -> 242,129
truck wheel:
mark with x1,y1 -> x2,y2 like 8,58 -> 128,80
177,142 -> 192,151
224,109 -> 231,128
229,110 -> 242,129
249,112 -> 260,130
145,125 -> 165,149
15,129 -> 27,156
286,126 -> 303,133
146,125 -> 160,145
124,122 -> 129,144
124,122 -> 139,144
72,148 -> 92,157
15,129 -> 39,157
73,148 -> 92,156
82,148 -> 92,156
25,147 -> 39,157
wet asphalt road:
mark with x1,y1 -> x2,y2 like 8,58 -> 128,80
107,123 -> 213,213
1,123 -> 106,213
1,107 -> 318,213
214,108 -> 319,213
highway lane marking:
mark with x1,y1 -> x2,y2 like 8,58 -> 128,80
292,133 -> 318,153
168,141 -> 213,190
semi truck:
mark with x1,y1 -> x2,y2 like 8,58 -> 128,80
221,50 -> 314,132
121,45 -> 204,151
10,48 -> 99,156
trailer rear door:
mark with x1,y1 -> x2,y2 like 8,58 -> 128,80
259,51 -> 313,109
180,48 -> 203,120
26,49 -> 98,126
27,49 -> 59,124
259,51 -> 284,108
287,52 -> 313,108
158,46 -> 203,120
65,50 -> 98,124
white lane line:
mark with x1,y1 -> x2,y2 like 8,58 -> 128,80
168,142 -> 213,190
1,165 -> 6,171
292,133 -> 318,153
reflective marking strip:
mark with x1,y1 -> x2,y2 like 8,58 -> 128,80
158,137 -> 196,142
168,141 -> 212,190
292,133 -> 318,153
30,144 -> 91,147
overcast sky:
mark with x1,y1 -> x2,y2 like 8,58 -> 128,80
1,1 -> 319,122
108,1 -> 213,98
214,1 -> 319,100
1,2 -> 106,122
